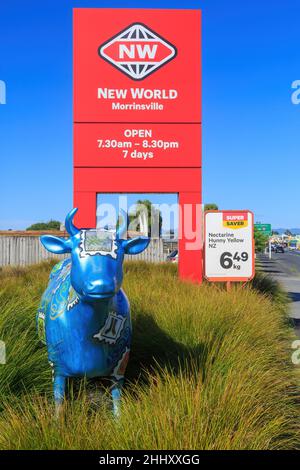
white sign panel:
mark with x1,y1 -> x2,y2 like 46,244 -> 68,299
204,211 -> 254,281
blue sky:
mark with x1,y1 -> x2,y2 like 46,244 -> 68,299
0,0 -> 299,230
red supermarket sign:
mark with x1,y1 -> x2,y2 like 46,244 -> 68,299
99,23 -> 177,81
73,8 -> 202,283
74,123 -> 201,168
74,8 -> 201,123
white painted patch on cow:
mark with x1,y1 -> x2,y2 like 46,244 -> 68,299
94,312 -> 125,344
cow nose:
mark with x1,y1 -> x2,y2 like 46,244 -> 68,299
84,278 -> 115,294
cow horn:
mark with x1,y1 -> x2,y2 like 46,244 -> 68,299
65,208 -> 80,236
116,209 -> 128,239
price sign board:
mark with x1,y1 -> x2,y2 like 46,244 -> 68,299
204,210 -> 255,282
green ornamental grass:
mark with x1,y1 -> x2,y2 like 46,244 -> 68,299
0,261 -> 299,449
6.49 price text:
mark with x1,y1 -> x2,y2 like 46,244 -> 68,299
220,252 -> 249,270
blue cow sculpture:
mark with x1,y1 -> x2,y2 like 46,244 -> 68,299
37,208 -> 150,416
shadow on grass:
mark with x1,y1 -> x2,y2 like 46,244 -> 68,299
259,269 -> 283,274
127,312 -> 206,385
68,312 -> 206,402
250,272 -> 288,305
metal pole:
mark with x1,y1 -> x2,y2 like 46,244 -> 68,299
269,238 -> 272,260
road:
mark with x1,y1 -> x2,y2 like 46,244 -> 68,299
257,250 -> 300,324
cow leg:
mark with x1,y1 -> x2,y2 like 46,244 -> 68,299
53,373 -> 66,417
110,378 -> 124,418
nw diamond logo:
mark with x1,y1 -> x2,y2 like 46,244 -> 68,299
98,23 -> 177,81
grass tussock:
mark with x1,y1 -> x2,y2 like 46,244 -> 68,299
0,260 -> 299,450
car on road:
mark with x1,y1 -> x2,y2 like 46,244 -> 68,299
166,249 -> 178,263
275,245 -> 284,253
289,241 -> 298,251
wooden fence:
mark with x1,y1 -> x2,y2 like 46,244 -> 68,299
0,236 -> 166,267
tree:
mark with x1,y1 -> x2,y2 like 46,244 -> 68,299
254,229 -> 268,253
204,203 -> 218,211
26,220 -> 61,231
129,199 -> 162,237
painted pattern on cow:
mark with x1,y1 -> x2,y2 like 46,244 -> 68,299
38,259 -> 80,321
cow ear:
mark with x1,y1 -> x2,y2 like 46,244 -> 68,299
122,237 -> 150,255
40,235 -> 72,254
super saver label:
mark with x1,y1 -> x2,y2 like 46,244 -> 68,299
223,212 -> 248,229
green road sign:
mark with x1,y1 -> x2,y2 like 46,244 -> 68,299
254,223 -> 272,237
